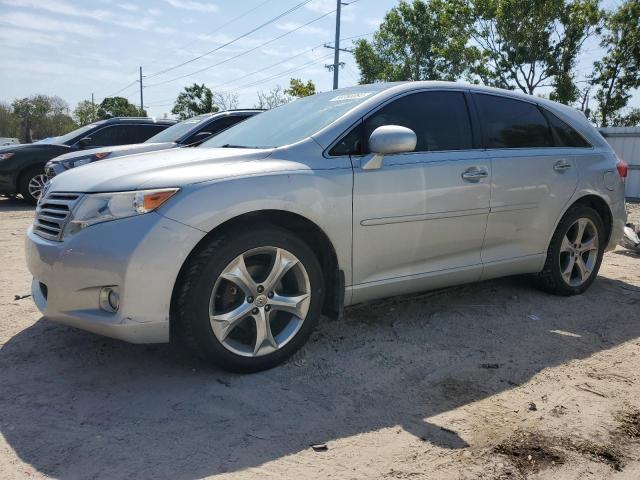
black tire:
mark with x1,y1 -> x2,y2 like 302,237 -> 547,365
534,205 -> 606,296
174,226 -> 324,373
19,166 -> 47,205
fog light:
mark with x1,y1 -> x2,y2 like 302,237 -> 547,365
99,287 -> 120,313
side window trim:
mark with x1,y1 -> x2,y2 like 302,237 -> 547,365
325,88 -> 478,158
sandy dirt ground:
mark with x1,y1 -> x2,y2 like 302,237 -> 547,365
0,198 -> 639,480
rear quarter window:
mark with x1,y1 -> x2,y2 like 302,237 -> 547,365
542,110 -> 591,148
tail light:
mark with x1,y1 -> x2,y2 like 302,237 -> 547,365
616,156 -> 628,180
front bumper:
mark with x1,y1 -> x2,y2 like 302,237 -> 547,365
25,212 -> 206,343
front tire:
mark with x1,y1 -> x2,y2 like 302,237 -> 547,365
535,205 -> 605,296
174,226 -> 324,372
19,167 -> 47,204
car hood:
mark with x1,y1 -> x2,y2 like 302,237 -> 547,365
48,147 -> 278,193
50,142 -> 176,163
0,142 -> 71,155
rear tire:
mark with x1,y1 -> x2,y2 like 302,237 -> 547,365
534,205 -> 605,296
19,167 -> 47,205
174,226 -> 324,373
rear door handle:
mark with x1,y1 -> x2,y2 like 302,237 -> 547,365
553,160 -> 573,173
461,167 -> 489,182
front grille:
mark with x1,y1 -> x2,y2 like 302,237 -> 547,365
33,192 -> 82,241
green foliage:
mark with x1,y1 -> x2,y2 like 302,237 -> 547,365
285,78 -> 316,98
97,96 -> 144,120
73,100 -> 98,126
591,0 -> 640,126
171,83 -> 219,120
11,95 -> 77,143
470,0 -> 601,103
354,0 -> 474,83
0,101 -> 20,139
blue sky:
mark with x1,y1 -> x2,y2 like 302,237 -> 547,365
0,0 -> 634,119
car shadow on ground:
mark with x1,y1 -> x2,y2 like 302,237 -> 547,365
0,197 -> 34,213
1,275 -> 639,479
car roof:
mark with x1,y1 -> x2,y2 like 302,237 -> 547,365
98,117 -> 177,125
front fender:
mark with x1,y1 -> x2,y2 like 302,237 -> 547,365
159,167 -> 354,285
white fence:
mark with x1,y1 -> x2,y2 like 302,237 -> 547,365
600,126 -> 640,200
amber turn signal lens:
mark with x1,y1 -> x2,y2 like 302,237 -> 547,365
140,189 -> 179,212
94,152 -> 110,159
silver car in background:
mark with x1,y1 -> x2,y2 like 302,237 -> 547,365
25,81 -> 627,372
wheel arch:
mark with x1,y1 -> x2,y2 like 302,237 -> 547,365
551,193 -> 614,250
170,209 -> 344,338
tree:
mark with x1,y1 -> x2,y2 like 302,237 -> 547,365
254,86 -> 291,109
212,92 -> 239,111
354,0 -> 475,83
97,97 -> 144,119
591,0 -> 640,126
285,78 -> 316,98
73,100 -> 97,126
0,102 -> 20,139
470,0 -> 601,103
171,83 -> 218,120
12,95 -> 76,143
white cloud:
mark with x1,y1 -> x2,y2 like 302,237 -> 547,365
0,12 -> 109,37
0,26 -> 67,47
163,0 -> 218,13
0,0 -> 112,22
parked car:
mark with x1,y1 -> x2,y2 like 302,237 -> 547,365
45,110 -> 262,179
0,137 -> 19,146
0,117 -> 176,203
26,82 -> 627,372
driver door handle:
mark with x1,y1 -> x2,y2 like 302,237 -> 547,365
461,167 -> 489,182
553,160 -> 573,173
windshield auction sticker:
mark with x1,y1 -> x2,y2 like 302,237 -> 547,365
330,92 -> 373,102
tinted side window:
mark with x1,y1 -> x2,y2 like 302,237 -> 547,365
88,125 -> 131,146
329,122 -> 363,156
543,110 -> 591,147
474,94 -> 553,148
363,91 -> 473,153
185,116 -> 247,144
126,125 -> 166,144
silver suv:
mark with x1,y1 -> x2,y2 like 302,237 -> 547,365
26,82 -> 627,372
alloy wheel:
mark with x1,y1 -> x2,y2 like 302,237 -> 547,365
209,246 -> 311,357
559,218 -> 599,287
27,174 -> 47,200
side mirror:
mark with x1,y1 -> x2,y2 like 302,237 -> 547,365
362,125 -> 417,170
78,137 -> 93,149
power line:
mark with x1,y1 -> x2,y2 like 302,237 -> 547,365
145,8 -> 338,88
146,0 -> 275,68
145,0 -> 314,80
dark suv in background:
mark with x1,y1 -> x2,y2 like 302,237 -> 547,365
0,117 -> 176,203
45,110 -> 261,179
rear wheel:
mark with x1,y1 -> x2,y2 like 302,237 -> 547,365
535,205 -> 605,295
174,226 -> 324,372
19,167 -> 47,204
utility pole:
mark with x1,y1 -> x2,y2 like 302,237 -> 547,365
139,66 -> 144,115
325,1 -> 353,89
332,0 -> 341,90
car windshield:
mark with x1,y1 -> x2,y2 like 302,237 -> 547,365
202,86 -> 389,149
35,123 -> 101,145
145,115 -> 211,143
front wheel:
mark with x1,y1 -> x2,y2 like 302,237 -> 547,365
19,167 -> 47,204
535,205 -> 606,296
174,226 -> 324,372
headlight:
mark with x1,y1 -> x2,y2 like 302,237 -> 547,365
0,153 -> 15,160
61,156 -> 92,169
63,188 -> 179,237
